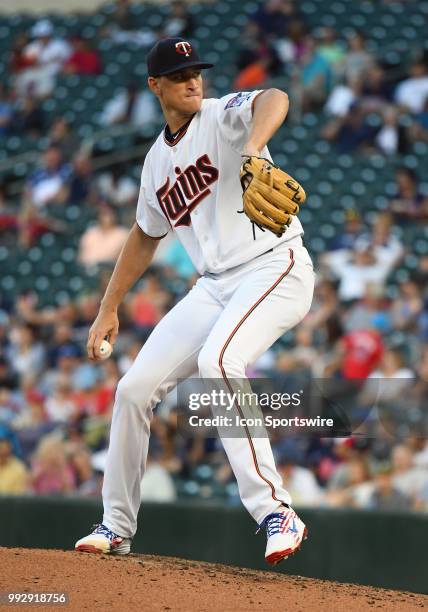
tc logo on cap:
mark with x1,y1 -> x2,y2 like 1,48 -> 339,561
175,41 -> 192,57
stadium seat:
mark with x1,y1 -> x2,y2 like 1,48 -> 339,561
309,237 -> 327,254
1,275 -> 16,292
61,247 -> 76,263
34,275 -> 51,292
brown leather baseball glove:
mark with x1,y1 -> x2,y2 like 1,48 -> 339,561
239,156 -> 306,237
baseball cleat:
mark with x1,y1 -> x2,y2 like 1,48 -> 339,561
75,523 -> 131,555
261,506 -> 307,565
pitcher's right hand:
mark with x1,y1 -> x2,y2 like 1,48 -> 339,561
87,307 -> 119,361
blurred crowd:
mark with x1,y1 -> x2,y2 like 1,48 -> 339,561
1,0 -> 428,513
236,0 -> 428,154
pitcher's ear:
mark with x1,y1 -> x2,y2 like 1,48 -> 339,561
148,76 -> 160,95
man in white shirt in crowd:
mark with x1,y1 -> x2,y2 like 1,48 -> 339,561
395,59 -> 428,114
23,146 -> 71,210
99,82 -> 158,129
321,216 -> 404,302
16,20 -> 71,98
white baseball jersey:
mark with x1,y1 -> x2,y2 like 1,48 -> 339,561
136,90 -> 304,275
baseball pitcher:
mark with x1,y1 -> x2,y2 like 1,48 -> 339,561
75,37 -> 315,565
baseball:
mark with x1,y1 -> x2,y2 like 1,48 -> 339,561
99,339 -> 113,360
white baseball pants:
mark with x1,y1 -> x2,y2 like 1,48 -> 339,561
102,240 -> 315,536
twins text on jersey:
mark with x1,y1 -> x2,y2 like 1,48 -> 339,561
156,154 -> 219,228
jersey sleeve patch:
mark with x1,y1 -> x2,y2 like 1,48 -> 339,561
224,92 -> 252,109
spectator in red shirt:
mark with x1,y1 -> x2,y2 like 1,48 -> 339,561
9,33 -> 32,73
63,36 -> 102,76
0,182 -> 18,237
322,315 -> 384,381
72,382 -> 114,418
341,328 -> 384,379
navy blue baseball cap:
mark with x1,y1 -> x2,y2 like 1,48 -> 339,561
147,37 -> 213,77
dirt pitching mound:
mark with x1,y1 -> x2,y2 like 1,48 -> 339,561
0,547 -> 426,611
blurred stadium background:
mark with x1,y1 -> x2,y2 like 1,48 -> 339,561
1,0 -> 428,529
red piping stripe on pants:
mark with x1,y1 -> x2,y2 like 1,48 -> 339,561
218,248 -> 295,506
